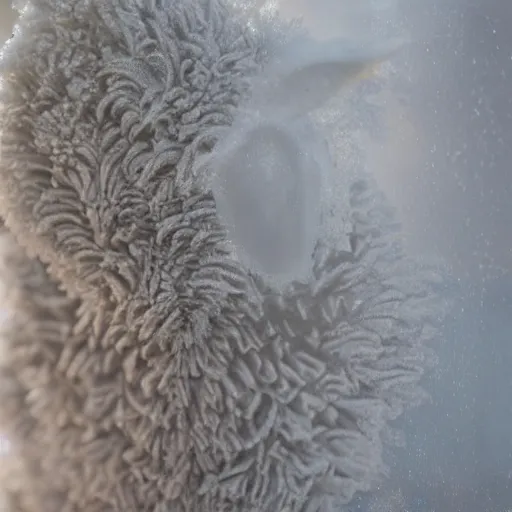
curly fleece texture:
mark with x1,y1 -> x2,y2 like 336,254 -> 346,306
0,0 -> 443,511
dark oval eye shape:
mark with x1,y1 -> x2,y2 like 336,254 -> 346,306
211,123 -> 323,285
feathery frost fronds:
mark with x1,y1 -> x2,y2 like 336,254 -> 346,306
0,0 -> 446,510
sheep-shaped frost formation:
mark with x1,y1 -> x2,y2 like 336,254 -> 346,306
0,0 -> 445,511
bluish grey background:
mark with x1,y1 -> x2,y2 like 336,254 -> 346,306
398,0 -> 512,282
359,0 -> 512,509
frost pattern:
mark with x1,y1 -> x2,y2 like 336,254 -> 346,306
0,0 -> 445,511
